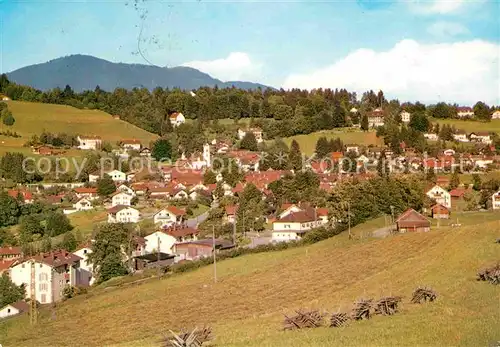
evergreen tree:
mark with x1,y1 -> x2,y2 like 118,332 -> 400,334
472,174 -> 482,191
315,136 -> 330,158
449,171 -> 460,190
409,112 -> 430,132
288,140 -> 303,171
376,151 -> 389,177
239,132 -> 258,151
332,103 -> 346,128
151,138 -> 173,161
361,114 -> 369,131
97,174 -> 116,196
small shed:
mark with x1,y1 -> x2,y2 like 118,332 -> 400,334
0,301 -> 29,319
431,204 -> 450,219
132,253 -> 175,271
396,209 -> 431,233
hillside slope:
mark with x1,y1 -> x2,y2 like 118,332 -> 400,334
3,100 -> 157,144
1,217 -> 498,346
6,55 -> 270,92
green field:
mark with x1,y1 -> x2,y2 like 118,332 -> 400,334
0,101 -> 157,153
432,118 -> 500,134
282,129 -> 383,155
1,212 -> 498,347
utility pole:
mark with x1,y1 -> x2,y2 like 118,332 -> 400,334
232,217 -> 236,246
30,260 -> 37,325
157,234 -> 161,279
212,225 -> 217,284
348,202 -> 352,240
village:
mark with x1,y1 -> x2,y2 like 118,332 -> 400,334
1,103 -> 500,319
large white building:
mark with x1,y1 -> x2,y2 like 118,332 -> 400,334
89,170 -> 127,183
144,227 -> 198,254
272,210 -> 324,243
9,250 -> 82,304
426,185 -> 452,209
73,245 -> 95,286
238,127 -> 264,143
152,206 -> 186,228
77,136 -> 102,150
400,111 -> 411,123
107,206 -> 140,223
111,192 -> 134,207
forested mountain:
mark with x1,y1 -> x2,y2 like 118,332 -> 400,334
6,55 -> 270,92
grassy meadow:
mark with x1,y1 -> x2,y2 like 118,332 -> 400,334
0,101 -> 157,154
282,129 -> 382,155
1,213 -> 499,346
432,118 -> 500,134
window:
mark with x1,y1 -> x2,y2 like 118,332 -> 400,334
22,264 -> 25,268
41,294 -> 46,303
83,249 -> 87,254
39,264 -> 43,268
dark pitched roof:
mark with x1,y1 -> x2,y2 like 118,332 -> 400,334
9,300 -> 30,313
396,209 -> 430,228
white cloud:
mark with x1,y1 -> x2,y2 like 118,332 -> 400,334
407,0 -> 476,14
181,52 -> 261,81
283,39 -> 500,105
427,21 -> 470,38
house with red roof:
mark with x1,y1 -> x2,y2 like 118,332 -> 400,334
396,209 -> 430,233
144,226 -> 198,254
7,190 -> 33,204
272,210 -> 323,242
0,246 -> 23,261
153,206 -> 186,227
9,250 -> 83,304
431,204 -> 450,219
121,139 -> 142,151
169,112 -> 186,127
73,187 -> 98,200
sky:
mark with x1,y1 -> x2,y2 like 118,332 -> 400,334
1,0 -> 499,104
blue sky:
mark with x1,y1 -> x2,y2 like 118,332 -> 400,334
1,0 -> 499,104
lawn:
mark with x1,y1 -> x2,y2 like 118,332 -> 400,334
431,118 -> 500,134
282,129 -> 383,155
2,100 -> 157,146
1,214 -> 498,347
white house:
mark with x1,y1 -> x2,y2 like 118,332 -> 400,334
367,109 -> 384,127
111,192 -> 133,207
453,132 -> 469,143
74,187 -> 98,200
350,107 -> 358,113
457,107 -> 474,118
77,136 -> 102,150
169,112 -> 186,127
90,170 -> 127,184
426,185 -> 452,209
237,127 -> 263,143
9,250 -> 82,304
107,206 -> 140,223
424,133 -> 438,141
121,139 -> 142,151
491,110 -> 500,119
116,184 -> 135,196
153,206 -> 186,227
73,245 -> 95,286
0,301 -> 29,319
73,198 -> 93,211
400,111 -> 411,123
144,227 -> 198,254
491,190 -> 500,210
345,145 -> 360,155
272,210 -> 323,242
469,132 -> 492,144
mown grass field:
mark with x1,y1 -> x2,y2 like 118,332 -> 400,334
432,118 -> 500,134
0,101 -> 157,153
1,213 -> 499,347
282,129 -> 382,155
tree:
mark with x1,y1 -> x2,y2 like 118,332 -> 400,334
203,170 -> 217,184
239,132 -> 258,151
19,214 -> 44,243
88,223 -> 131,283
473,101 -> 491,121
0,228 -> 17,246
1,108 -> 15,126
376,151 -> 389,177
0,273 -> 25,307
0,191 -> 20,227
463,190 -> 480,211
151,138 -> 172,161
97,174 -> 116,196
409,113 -> 430,132
472,174 -> 482,191
315,136 -> 330,159
45,211 -> 73,237
288,140 -> 303,171
101,142 -> 113,153
41,235 -> 52,252
361,114 -> 369,131
449,171 -> 460,190
60,232 -> 77,252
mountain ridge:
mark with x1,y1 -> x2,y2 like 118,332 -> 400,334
6,54 -> 272,92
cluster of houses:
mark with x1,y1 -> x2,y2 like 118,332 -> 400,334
423,130 -> 494,144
